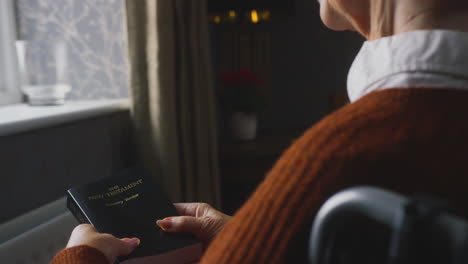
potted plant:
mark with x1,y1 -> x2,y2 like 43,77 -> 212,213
219,68 -> 267,141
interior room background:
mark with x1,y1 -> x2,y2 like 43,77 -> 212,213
2,0 -> 363,224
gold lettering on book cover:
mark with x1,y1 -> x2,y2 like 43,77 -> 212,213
87,179 -> 143,201
104,194 -> 141,207
125,194 -> 140,202
105,200 -> 124,207
88,194 -> 104,200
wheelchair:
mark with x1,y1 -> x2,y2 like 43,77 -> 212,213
309,187 -> 468,264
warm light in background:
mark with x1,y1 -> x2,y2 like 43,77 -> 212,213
228,10 -> 236,19
209,9 -> 274,24
261,10 -> 271,21
250,10 -> 259,23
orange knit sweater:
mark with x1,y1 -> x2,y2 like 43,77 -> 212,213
51,88 -> 468,264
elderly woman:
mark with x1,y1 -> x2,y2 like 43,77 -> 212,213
52,0 -> 468,263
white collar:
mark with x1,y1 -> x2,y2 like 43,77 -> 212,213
347,30 -> 468,102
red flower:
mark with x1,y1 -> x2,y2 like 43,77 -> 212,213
219,68 -> 268,114
254,77 -> 265,86
220,71 -> 236,85
236,68 -> 251,84
220,68 -> 264,86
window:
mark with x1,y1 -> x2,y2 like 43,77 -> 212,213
0,0 -> 21,106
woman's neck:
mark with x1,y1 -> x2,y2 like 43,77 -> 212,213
370,1 -> 468,39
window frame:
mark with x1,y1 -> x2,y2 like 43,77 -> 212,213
0,0 -> 22,106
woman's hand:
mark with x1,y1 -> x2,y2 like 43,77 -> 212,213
66,224 -> 140,263
156,203 -> 231,245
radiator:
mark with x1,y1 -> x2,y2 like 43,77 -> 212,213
0,197 -> 78,264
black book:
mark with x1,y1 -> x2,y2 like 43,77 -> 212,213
67,167 -> 202,264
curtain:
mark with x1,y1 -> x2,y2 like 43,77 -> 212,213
0,0 -> 22,105
125,0 -> 221,207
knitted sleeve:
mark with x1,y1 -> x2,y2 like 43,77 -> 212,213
50,245 -> 109,264
200,89 -> 468,263
200,111 -> 351,264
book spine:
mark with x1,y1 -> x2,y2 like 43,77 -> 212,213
67,192 -> 91,224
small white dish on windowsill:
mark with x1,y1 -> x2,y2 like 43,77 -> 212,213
23,84 -> 71,106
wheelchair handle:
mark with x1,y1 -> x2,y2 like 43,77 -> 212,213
309,187 -> 468,264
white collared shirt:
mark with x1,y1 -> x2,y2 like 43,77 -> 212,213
347,30 -> 468,102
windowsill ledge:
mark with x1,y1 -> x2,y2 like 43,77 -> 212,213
0,99 -> 130,136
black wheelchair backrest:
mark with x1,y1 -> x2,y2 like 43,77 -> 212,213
309,187 -> 468,264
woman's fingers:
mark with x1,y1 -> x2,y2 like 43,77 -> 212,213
164,203 -> 231,245
157,216 -> 202,233
157,216 -> 216,242
174,203 -> 212,217
118,238 -> 140,256
174,203 -> 198,216
66,224 -> 139,263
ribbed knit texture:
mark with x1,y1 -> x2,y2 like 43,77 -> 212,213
200,88 -> 468,263
50,245 -> 108,264
50,88 -> 468,264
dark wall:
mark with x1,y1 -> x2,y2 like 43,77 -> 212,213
211,0 -> 364,133
0,112 -> 135,224
265,0 -> 363,130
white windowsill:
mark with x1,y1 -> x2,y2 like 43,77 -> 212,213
0,99 -> 130,136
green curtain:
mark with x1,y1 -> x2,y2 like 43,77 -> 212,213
125,0 -> 221,207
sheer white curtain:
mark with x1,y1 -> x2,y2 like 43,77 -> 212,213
0,0 -> 21,105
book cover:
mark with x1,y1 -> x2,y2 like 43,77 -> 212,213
67,167 -> 202,264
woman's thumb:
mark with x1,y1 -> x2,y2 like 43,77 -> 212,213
157,216 -> 211,241
119,238 -> 140,256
